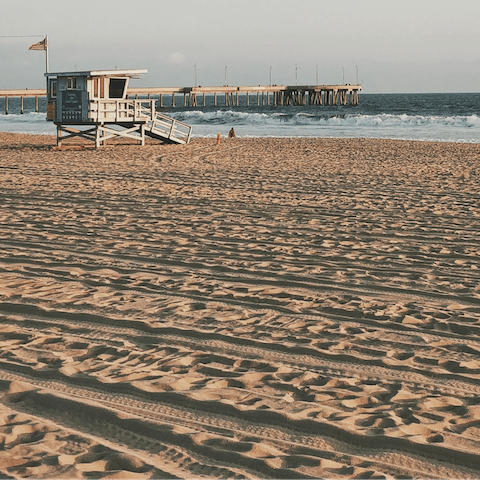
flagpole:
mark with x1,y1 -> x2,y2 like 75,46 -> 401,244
45,35 -> 49,73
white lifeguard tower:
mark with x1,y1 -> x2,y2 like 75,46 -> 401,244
45,69 -> 192,147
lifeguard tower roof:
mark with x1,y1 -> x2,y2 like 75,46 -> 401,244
45,69 -> 148,78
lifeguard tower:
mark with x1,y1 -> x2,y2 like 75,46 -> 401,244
45,69 -> 192,147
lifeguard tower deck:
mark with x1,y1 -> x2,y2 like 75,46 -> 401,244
45,69 -> 192,147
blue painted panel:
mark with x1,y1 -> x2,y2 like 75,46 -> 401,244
61,91 -> 83,122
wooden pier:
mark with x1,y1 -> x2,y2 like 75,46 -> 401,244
129,84 -> 361,108
0,84 -> 361,114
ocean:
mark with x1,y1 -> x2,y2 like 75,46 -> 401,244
1,92 -> 480,143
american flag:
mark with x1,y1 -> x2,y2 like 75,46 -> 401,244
28,37 -> 47,51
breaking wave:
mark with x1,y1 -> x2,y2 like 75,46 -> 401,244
171,110 -> 480,129
167,110 -> 480,142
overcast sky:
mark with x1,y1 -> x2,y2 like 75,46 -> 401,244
1,0 -> 480,93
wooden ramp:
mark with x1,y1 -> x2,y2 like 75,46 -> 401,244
145,111 -> 192,144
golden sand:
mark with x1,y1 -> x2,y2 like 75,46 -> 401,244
0,132 -> 479,478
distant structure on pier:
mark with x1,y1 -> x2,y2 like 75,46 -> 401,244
44,69 -> 192,147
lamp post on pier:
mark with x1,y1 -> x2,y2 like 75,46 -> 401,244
224,66 -> 227,86
355,65 -> 359,85
194,64 -> 197,87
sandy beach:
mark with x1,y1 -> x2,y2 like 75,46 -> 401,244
0,131 -> 479,478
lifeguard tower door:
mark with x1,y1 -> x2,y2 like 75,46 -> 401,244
46,77 -> 57,121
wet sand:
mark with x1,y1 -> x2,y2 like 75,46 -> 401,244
0,132 -> 480,478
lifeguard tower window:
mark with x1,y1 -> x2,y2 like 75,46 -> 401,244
50,80 -> 57,98
110,78 -> 127,99
66,77 -> 77,90
93,78 -> 105,99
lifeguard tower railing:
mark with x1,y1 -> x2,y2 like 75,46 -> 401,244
89,98 -> 156,122
57,98 -> 192,147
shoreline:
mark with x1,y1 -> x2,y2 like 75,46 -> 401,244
0,132 -> 479,478
2,130 -> 480,146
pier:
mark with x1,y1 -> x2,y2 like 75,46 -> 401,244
129,84 -> 361,108
0,89 -> 45,114
0,84 -> 361,114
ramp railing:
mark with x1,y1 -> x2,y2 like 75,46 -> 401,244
149,112 -> 192,143
87,99 -> 192,143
